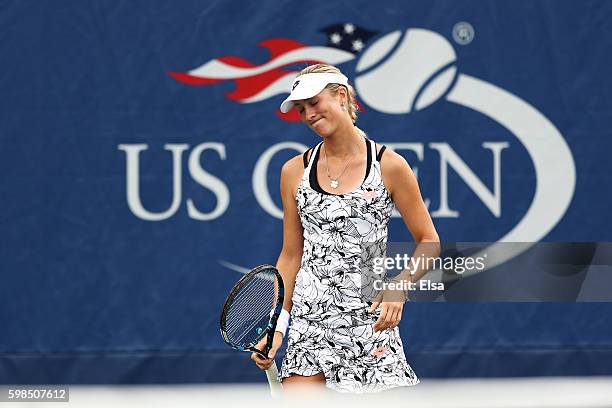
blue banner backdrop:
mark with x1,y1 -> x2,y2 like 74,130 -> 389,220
1,0 -> 611,383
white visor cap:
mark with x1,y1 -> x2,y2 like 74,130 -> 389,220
280,73 -> 349,113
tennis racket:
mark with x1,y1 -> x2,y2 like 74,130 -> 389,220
219,264 -> 284,398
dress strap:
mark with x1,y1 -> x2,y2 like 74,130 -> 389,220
368,139 -> 377,164
305,142 -> 323,173
376,145 -> 387,162
302,147 -> 313,168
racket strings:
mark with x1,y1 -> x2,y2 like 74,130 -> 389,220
227,281 -> 272,332
226,282 -> 273,343
224,270 -> 277,346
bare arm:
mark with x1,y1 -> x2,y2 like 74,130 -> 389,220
252,154 -> 304,370
276,155 -> 305,312
369,146 -> 440,332
381,147 -> 440,283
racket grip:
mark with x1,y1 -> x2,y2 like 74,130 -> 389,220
265,361 -> 283,398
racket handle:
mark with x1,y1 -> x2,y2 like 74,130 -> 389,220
265,361 -> 283,398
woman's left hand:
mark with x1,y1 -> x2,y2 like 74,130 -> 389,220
368,290 -> 404,332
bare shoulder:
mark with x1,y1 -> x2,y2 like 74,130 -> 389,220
281,153 -> 305,178
378,145 -> 412,174
377,145 -> 415,196
280,153 -> 306,196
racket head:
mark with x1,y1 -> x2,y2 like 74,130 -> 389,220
219,264 -> 284,357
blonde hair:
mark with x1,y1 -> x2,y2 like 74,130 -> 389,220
297,64 -> 367,138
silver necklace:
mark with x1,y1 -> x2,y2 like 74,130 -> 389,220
323,143 -> 357,189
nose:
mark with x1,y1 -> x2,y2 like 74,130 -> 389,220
304,105 -> 315,120
303,104 -> 316,119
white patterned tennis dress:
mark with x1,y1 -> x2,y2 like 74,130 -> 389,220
279,137 -> 419,393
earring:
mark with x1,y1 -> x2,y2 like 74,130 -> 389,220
341,104 -> 347,111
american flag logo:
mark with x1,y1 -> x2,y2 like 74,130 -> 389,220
169,23 -> 377,122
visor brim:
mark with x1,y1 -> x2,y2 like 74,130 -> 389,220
279,84 -> 327,113
279,72 -> 348,113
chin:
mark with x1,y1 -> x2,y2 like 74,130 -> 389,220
312,128 -> 328,138
313,126 -> 335,138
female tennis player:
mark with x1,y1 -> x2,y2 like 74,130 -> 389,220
251,64 -> 440,393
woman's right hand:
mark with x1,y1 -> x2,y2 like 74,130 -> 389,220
251,331 -> 284,370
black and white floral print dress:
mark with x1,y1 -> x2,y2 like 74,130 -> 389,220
279,137 -> 419,393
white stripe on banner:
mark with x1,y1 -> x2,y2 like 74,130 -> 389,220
188,46 -> 356,79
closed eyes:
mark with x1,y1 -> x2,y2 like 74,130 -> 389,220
296,100 -> 318,113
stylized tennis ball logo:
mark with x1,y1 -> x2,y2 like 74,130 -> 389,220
355,28 -> 457,113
